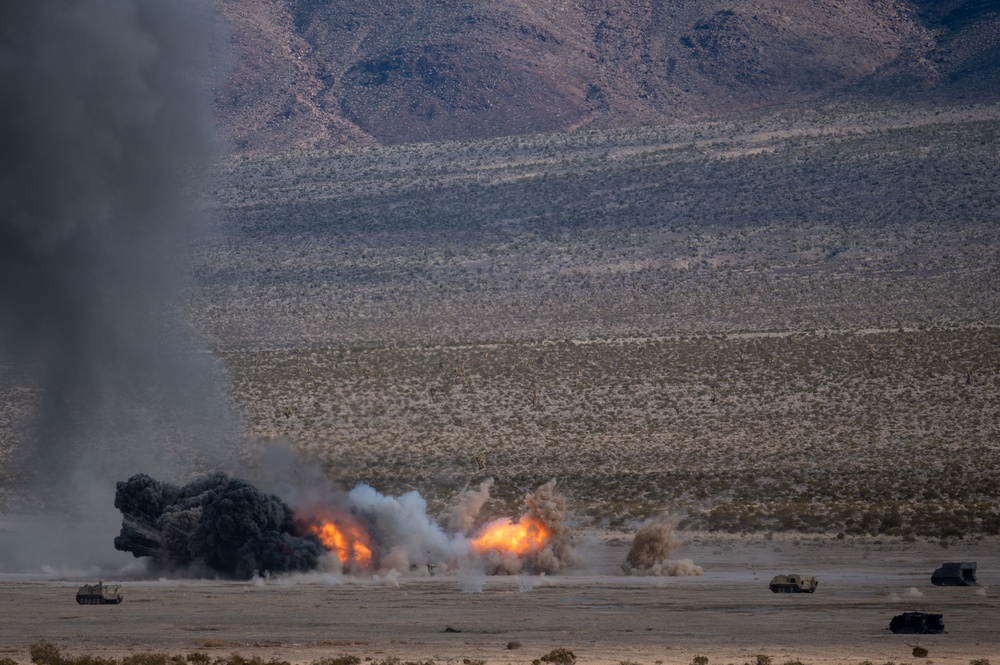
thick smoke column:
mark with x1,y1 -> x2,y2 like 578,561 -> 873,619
0,0 -> 234,539
114,473 -> 323,579
622,516 -> 703,577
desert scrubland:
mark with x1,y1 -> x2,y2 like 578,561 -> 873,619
194,101 -> 1000,538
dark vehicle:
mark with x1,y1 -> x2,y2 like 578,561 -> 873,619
889,612 -> 945,634
931,561 -> 978,586
769,574 -> 818,593
76,580 -> 123,605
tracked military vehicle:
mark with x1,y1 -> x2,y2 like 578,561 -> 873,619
931,561 -> 978,586
76,580 -> 122,605
769,574 -> 818,593
889,612 -> 945,634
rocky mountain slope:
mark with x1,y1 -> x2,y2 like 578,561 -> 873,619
210,0 -> 1000,152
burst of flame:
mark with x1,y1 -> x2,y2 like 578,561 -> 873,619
298,508 -> 374,571
471,516 -> 550,556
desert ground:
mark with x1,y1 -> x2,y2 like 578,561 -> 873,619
1,533 -> 997,665
2,101 -> 997,665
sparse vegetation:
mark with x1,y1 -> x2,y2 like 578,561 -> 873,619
532,649 -> 576,665
313,659 -> 360,665
912,647 -> 929,658
20,645 -> 369,665
218,326 -> 1000,533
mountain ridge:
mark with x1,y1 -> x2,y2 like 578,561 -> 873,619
210,0 -> 1000,153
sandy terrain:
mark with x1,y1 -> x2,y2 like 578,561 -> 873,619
1,533 -> 996,665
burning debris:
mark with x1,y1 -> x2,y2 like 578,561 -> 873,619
114,472 -> 578,579
114,473 -> 323,579
622,516 -> 703,577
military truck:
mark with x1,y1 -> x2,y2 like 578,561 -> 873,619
769,574 -> 818,593
889,612 -> 945,634
76,580 -> 123,605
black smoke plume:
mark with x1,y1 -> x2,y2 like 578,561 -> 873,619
0,0 -> 235,569
114,473 -> 324,579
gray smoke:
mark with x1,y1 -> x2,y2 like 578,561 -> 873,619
114,473 -> 323,579
0,0 -> 235,569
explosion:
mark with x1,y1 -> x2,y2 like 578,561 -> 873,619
114,471 -> 577,579
469,479 -> 577,575
471,516 -> 550,556
297,507 -> 374,572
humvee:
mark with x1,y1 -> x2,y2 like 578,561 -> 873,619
769,574 -> 818,593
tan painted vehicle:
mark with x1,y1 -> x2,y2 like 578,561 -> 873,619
769,574 -> 818,593
75,580 -> 123,605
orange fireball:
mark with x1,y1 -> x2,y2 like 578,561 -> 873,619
471,516 -> 550,556
297,507 -> 374,570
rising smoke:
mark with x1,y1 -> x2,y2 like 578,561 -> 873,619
622,516 -> 703,577
0,1 -> 235,569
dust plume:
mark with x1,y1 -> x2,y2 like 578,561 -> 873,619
622,516 -> 703,577
0,0 -> 235,571
439,478 -> 494,534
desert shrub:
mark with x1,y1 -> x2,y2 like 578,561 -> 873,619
30,642 -> 63,665
532,650 -> 576,665
0,658 -> 18,665
122,654 -> 171,665
313,658 -> 361,665
462,660 -> 485,665
912,647 -> 928,658
970,660 -> 991,665
506,643 -> 522,650
748,657 -> 771,665
69,657 -> 117,665
692,657 -> 708,665
187,656 -> 211,665
619,661 -> 642,665
212,656 -> 290,665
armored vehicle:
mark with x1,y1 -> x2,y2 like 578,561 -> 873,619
76,580 -> 122,605
769,574 -> 818,593
931,561 -> 978,586
889,612 -> 945,634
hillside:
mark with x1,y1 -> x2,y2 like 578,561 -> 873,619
210,0 -> 1000,152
